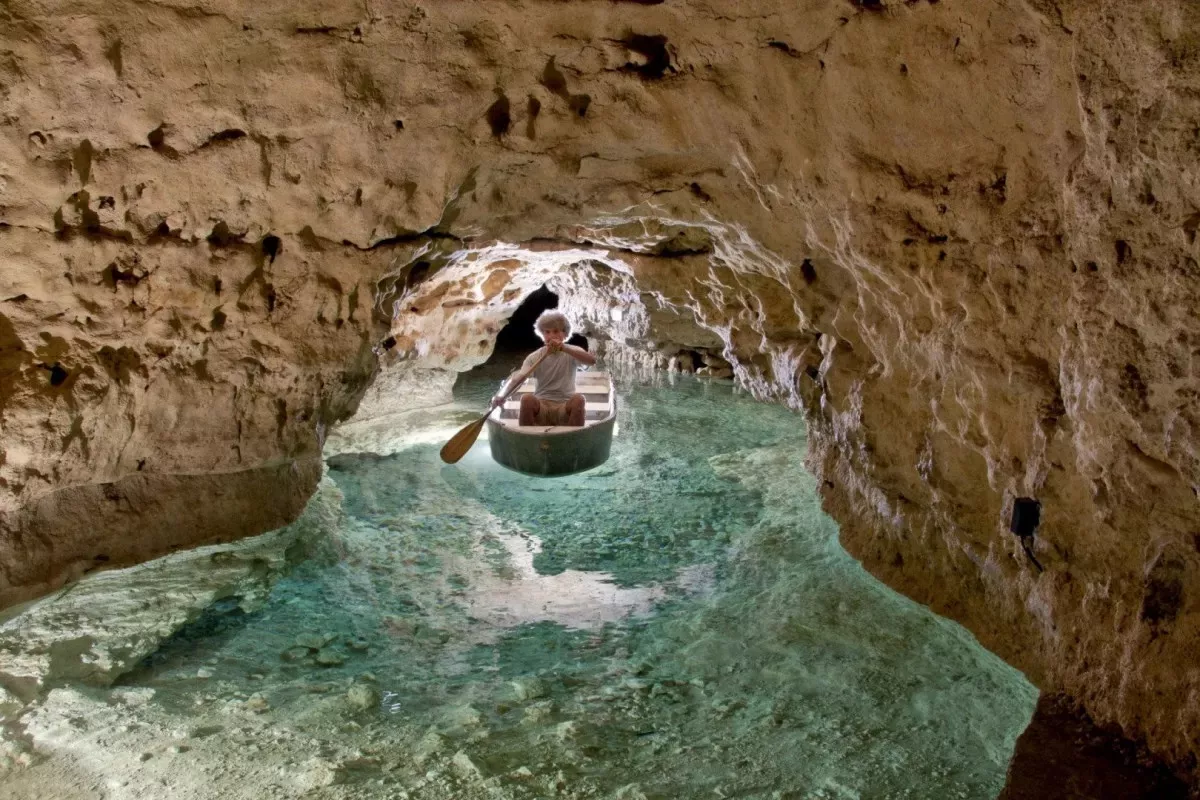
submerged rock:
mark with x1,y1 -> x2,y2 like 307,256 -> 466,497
0,687 -> 23,723
509,677 -> 548,702
244,693 -> 270,713
441,705 -> 484,731
451,750 -> 483,781
613,785 -> 649,800
346,683 -> 381,712
555,720 -> 580,742
314,649 -> 346,667
294,633 -> 335,651
413,732 -> 446,766
0,479 -> 343,708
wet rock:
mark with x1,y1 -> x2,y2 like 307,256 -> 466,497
441,704 -> 483,730
295,633 -> 335,651
510,677 -> 548,702
381,615 -> 417,636
451,750 -> 483,780
413,732 -> 445,766
650,682 -> 680,700
244,693 -> 269,713
281,647 -> 311,662
314,649 -> 345,667
550,769 -> 568,793
0,687 -> 24,723
346,683 -> 380,712
112,688 -> 154,707
521,701 -> 554,725
614,785 -> 649,800
0,737 -> 34,771
298,757 -> 338,789
696,365 -> 734,380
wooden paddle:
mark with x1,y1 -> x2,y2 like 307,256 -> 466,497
439,348 -> 551,464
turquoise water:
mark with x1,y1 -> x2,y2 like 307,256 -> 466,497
119,369 -> 1036,799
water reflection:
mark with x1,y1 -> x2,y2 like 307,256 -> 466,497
454,529 -> 666,634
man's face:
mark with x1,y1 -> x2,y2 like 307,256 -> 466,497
544,328 -> 567,346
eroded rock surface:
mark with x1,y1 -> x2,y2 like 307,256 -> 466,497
1,0 -> 1199,775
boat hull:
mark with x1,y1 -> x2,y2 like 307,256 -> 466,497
486,415 -> 616,477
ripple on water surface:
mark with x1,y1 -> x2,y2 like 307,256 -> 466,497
20,372 -> 1036,800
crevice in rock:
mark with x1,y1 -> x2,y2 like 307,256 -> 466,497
147,123 -> 180,158
103,38 -> 123,78
539,58 -> 593,119
766,40 -> 803,58
526,96 -> 541,139
261,235 -> 282,264
618,33 -> 676,79
72,140 -> 94,185
198,129 -> 248,148
485,90 -> 512,138
206,221 -> 243,248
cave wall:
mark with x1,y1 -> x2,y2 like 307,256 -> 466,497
2,0 -> 1199,772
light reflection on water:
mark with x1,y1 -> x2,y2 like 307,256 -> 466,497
452,529 -> 669,635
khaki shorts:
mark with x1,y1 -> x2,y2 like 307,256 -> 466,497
533,399 -> 571,425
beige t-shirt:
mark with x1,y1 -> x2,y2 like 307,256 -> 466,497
521,348 -> 577,403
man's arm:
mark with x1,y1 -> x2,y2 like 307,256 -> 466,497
491,349 -> 545,408
560,343 -> 597,366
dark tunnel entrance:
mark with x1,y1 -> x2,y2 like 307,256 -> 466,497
461,284 -> 591,394
488,285 -> 588,362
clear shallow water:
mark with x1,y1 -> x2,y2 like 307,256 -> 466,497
108,370 -> 1035,799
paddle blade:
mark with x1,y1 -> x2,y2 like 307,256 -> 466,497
440,414 -> 488,464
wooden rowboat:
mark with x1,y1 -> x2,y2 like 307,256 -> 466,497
486,371 -> 617,477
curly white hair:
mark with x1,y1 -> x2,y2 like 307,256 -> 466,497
533,310 -> 571,338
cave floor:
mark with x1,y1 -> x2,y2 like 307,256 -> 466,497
3,371 -> 1037,799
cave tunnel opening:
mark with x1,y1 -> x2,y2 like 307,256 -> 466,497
487,283 -> 588,364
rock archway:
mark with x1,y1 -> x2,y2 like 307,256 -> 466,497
2,0 -> 1199,776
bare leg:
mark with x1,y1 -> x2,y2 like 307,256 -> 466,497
566,393 -> 586,426
519,394 -> 540,426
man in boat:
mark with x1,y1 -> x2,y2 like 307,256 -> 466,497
491,310 -> 597,426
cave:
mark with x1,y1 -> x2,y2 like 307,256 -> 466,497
1,1 -> 1199,798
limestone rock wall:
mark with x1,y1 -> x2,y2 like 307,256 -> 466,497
2,0 -> 1199,773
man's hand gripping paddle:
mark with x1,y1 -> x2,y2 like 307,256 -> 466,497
439,348 -> 551,464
